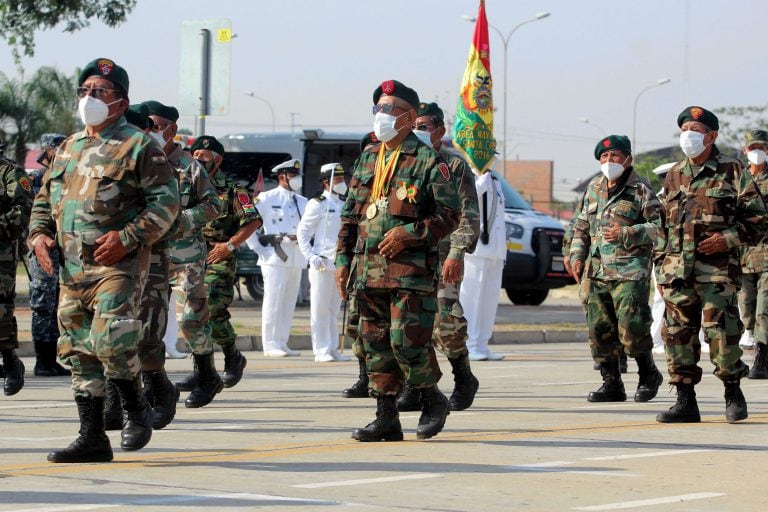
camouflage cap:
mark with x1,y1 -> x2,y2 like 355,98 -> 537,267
416,102 -> 444,120
78,58 -> 129,93
744,129 -> 768,147
319,162 -> 344,181
40,133 -> 66,150
271,158 -> 302,176
125,103 -> 153,131
677,106 -> 719,131
360,131 -> 380,151
594,135 -> 632,160
372,80 -> 420,110
190,135 -> 225,156
142,100 -> 179,123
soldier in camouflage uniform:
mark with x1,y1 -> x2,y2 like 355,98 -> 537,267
26,134 -> 71,378
336,80 -> 460,441
175,136 -> 261,395
395,102 -> 480,413
570,135 -> 663,403
30,58 -> 179,463
737,129 -> 768,379
655,107 -> 768,424
0,150 -> 33,396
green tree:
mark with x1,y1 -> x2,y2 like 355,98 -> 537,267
0,0 -> 137,62
713,104 -> 768,151
0,67 -> 81,163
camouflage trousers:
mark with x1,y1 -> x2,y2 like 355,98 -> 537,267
346,295 -> 365,360
356,288 -> 441,396
583,278 -> 652,361
58,275 -> 143,398
660,278 -> 748,385
0,256 -> 18,350
738,271 -> 768,346
204,252 -> 237,347
433,277 -> 469,359
137,246 -> 170,371
169,257 -> 211,355
26,250 -> 60,344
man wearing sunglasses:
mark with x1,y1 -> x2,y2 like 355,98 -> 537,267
29,58 -> 179,463
336,80 -> 460,442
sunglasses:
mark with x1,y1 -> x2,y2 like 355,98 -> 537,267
76,87 -> 121,99
372,103 -> 407,115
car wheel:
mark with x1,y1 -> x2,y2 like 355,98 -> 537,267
244,274 -> 264,301
505,288 -> 549,306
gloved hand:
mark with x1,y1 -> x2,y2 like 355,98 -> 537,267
309,255 -> 325,270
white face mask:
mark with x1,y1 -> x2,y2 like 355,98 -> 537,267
78,95 -> 120,127
150,130 -> 166,147
679,130 -> 708,158
600,161 -> 626,181
747,149 -> 767,165
288,175 -> 303,191
373,111 -> 406,142
413,129 -> 433,147
332,181 -> 348,195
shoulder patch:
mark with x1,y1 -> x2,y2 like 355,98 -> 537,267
18,176 -> 31,193
237,191 -> 253,206
438,163 -> 450,180
151,155 -> 167,164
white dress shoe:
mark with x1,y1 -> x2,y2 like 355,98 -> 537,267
485,350 -> 505,361
331,352 -> 352,362
264,349 -> 288,357
652,345 -> 665,355
468,351 -> 488,361
282,346 -> 301,356
314,354 -> 336,362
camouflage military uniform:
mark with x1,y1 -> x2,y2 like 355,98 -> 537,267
433,147 -> 480,358
202,170 -> 260,348
0,157 -> 33,352
655,147 -> 768,384
738,166 -> 768,350
570,169 -> 659,361
167,144 -> 220,355
563,189 -> 590,310
28,117 -> 179,397
336,132 -> 460,396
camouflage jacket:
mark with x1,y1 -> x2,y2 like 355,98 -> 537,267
202,168 -> 260,243
562,189 -> 588,259
570,168 -> 659,281
167,144 -> 221,264
437,147 -> 480,262
0,157 -> 33,244
740,164 -> 768,273
654,146 -> 768,284
336,132 -> 460,293
28,117 -> 180,284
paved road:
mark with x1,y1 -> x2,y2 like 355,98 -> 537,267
1,343 -> 765,511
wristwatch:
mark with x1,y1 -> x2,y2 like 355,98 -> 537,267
226,242 -> 236,252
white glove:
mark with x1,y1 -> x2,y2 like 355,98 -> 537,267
309,255 -> 325,270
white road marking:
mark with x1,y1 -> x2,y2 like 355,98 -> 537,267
575,402 -> 660,409
293,473 -> 444,488
585,449 -> 713,461
0,403 -> 74,411
571,492 -> 726,510
183,408 -> 281,414
507,461 -> 635,477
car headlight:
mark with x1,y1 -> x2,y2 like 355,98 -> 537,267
505,222 -> 524,240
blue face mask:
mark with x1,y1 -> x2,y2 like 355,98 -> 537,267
413,129 -> 433,147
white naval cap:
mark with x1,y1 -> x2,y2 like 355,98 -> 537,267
319,162 -> 344,180
272,158 -> 302,176
652,162 -> 675,175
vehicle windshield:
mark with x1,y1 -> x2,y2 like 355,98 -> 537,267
491,171 -> 532,210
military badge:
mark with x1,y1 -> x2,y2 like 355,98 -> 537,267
237,191 -> 252,206
366,203 -> 377,220
18,176 -> 31,193
97,59 -> 114,75
405,184 -> 418,203
691,107 -> 703,120
382,80 -> 395,95
396,184 -> 408,201
438,163 -> 450,180
293,160 -> 301,170
603,139 -> 611,147
203,139 -> 210,148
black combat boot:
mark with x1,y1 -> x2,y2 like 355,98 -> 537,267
724,379 -> 748,423
351,395 -> 403,442
656,383 -> 700,423
221,343 -> 247,388
619,351 -> 628,374
145,370 -> 180,429
748,343 -> 768,379
113,377 -> 153,451
48,395 -> 113,463
185,352 -> 224,408
448,353 -> 480,411
342,357 -> 369,398
2,348 -> 24,396
634,352 -> 663,402
416,385 -> 450,440
396,383 -> 421,412
34,341 -> 70,377
176,358 -> 199,392
587,359 -> 626,402
103,379 -> 124,431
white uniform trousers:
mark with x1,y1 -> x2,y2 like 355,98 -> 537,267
261,264 -> 302,353
460,254 -> 504,355
308,267 -> 341,356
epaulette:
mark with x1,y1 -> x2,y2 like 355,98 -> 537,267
313,194 -> 326,202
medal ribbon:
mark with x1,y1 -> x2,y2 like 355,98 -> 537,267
371,144 -> 402,202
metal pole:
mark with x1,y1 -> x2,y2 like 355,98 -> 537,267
245,92 -> 276,131
632,79 -> 671,152
196,28 -> 211,137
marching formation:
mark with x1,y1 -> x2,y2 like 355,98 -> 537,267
1,56 -> 767,464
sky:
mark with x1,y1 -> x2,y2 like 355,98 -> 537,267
2,0 -> 767,201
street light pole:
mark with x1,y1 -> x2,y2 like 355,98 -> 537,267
244,91 -> 276,132
632,78 -> 671,152
465,12 -> 550,175
579,117 -> 606,137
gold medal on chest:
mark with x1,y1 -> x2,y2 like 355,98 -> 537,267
366,202 -> 378,220
396,185 -> 408,201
